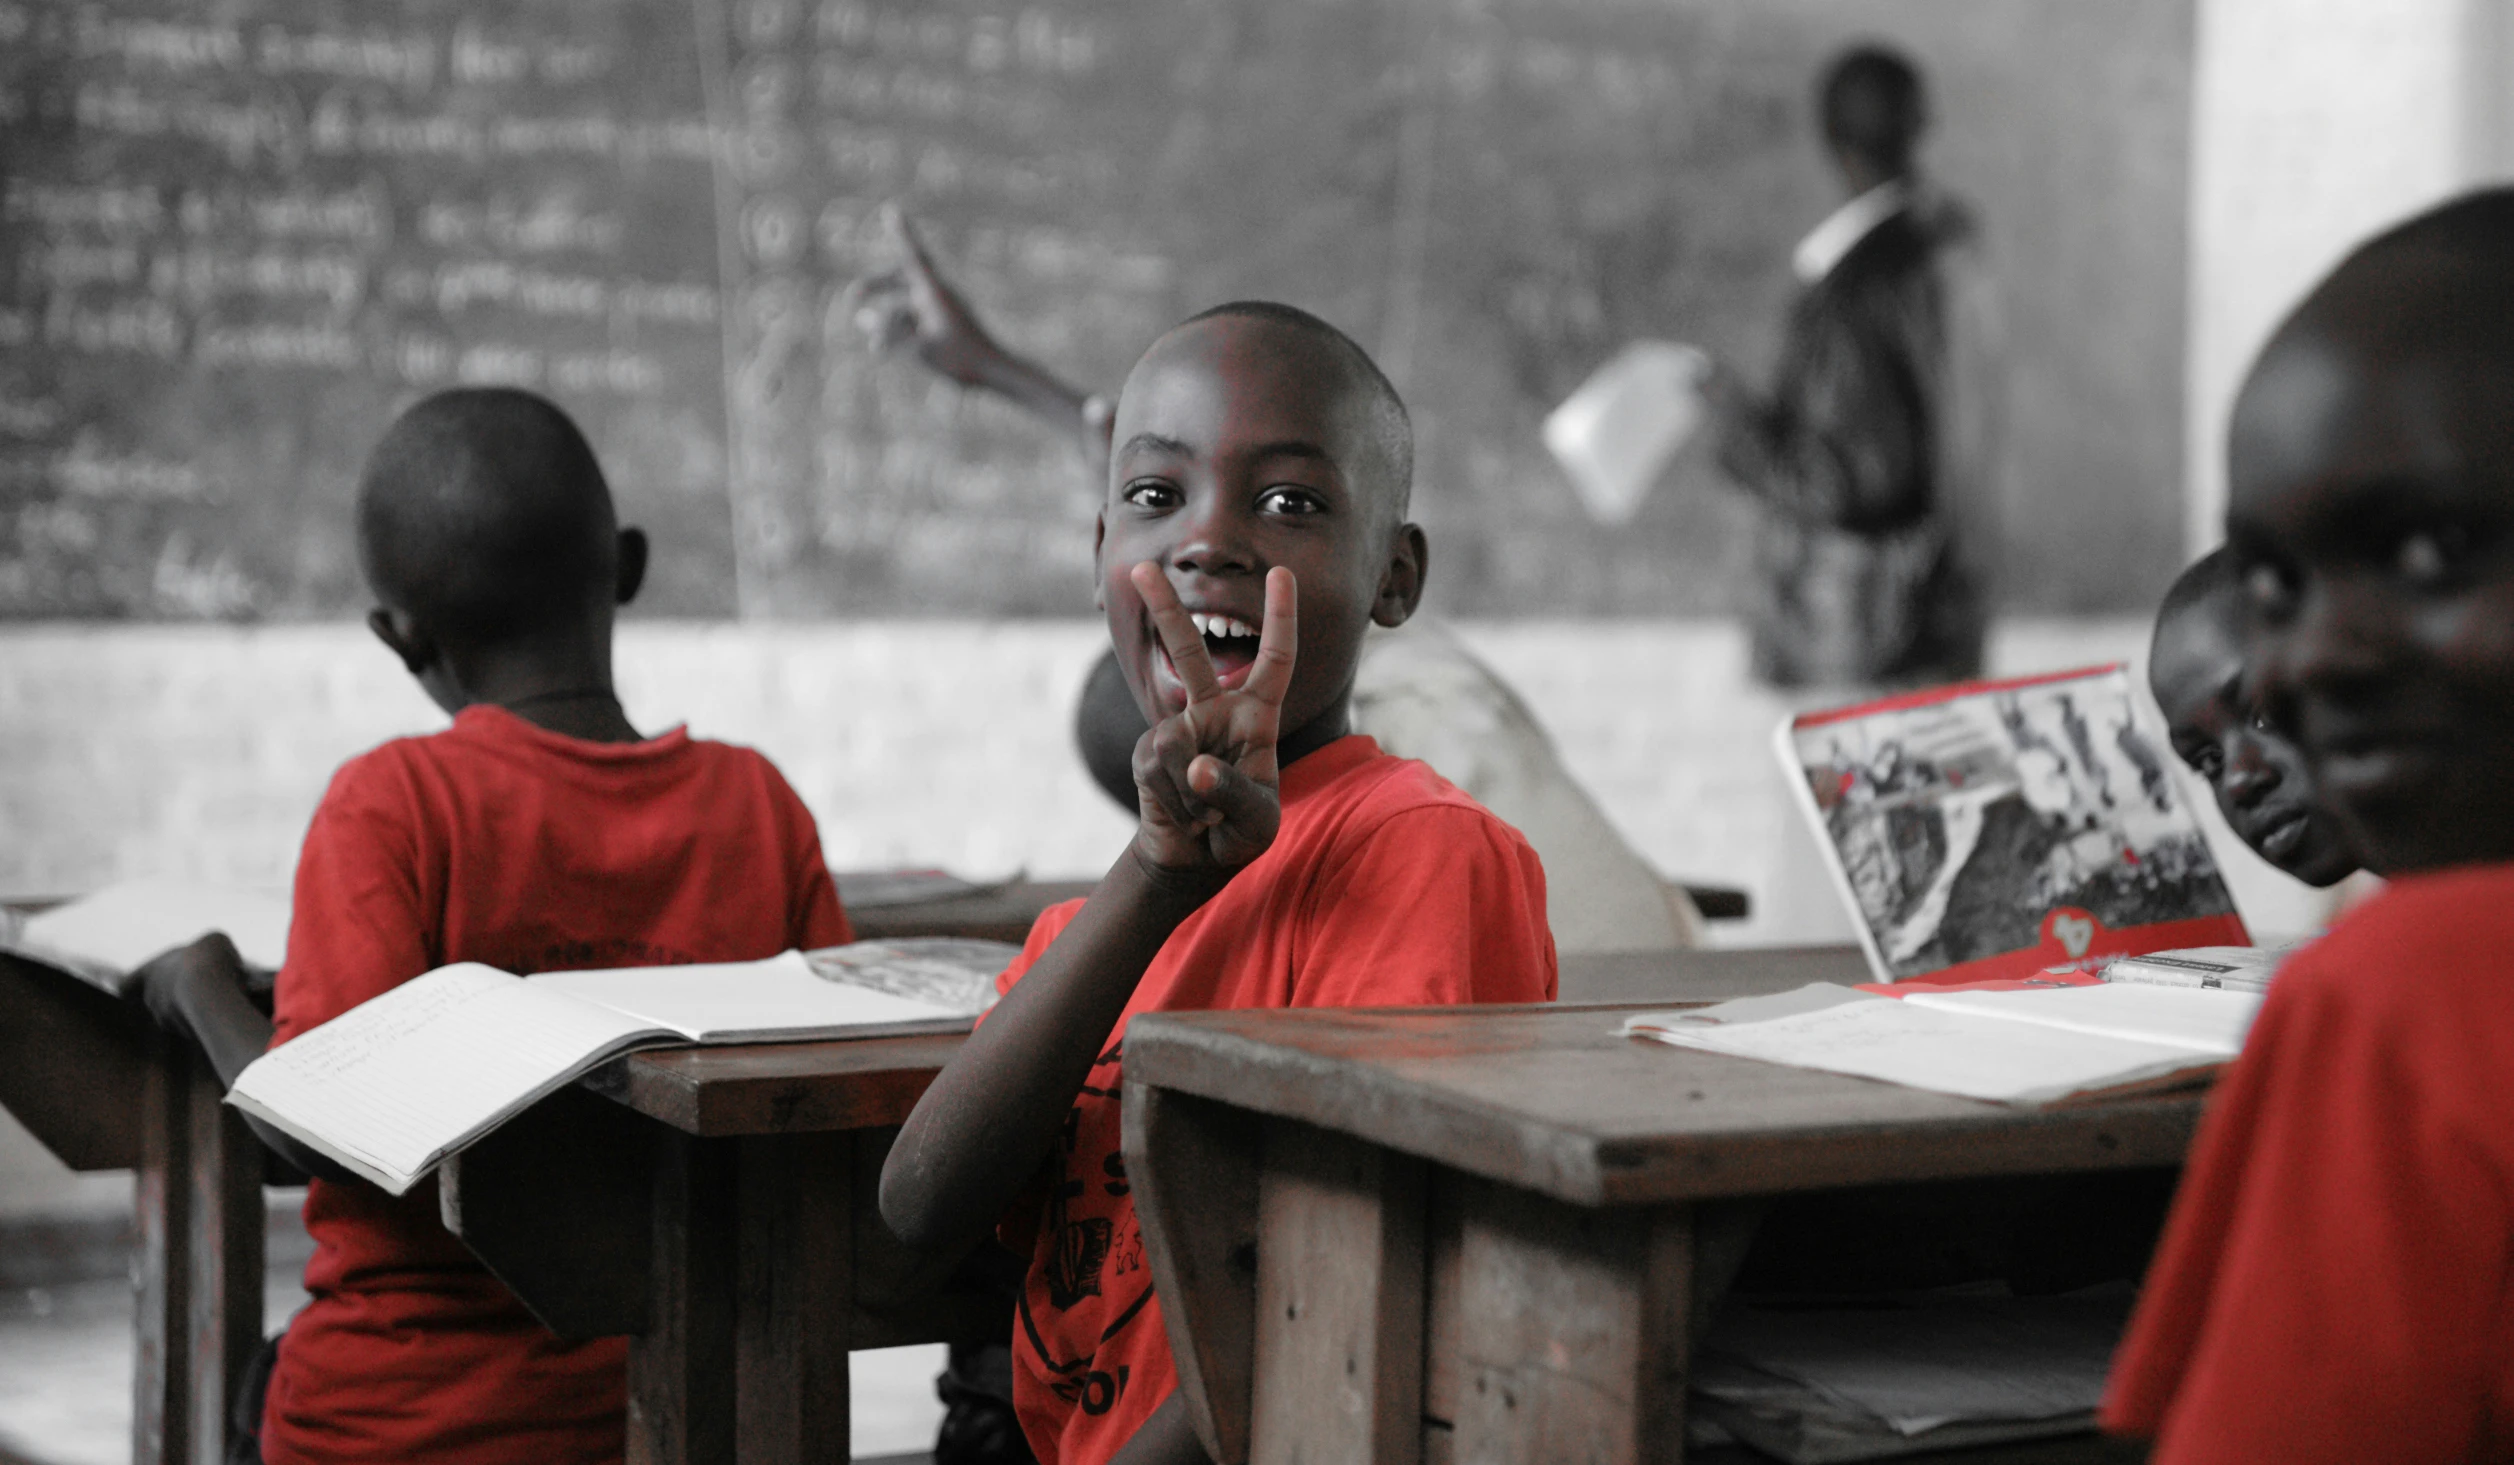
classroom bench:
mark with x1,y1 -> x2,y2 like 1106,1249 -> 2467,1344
1120,1001 -> 2198,1465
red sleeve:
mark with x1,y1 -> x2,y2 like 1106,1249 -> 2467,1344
2103,960 -> 2514,1462
992,899 -> 1087,1001
270,753 -> 437,1047
1292,806 -> 1557,1009
747,754 -> 850,949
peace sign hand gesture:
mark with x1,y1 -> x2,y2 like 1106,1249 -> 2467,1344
1129,563 -> 1298,875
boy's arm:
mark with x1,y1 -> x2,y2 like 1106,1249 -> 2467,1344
1107,1392 -> 1211,1465
840,204 -> 1116,479
133,934 -> 357,1185
880,566 -> 1296,1257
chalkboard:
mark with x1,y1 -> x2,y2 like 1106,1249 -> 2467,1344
0,0 -> 2192,620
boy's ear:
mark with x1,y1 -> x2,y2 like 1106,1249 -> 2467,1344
365,608 -> 437,676
1091,510 -> 1107,611
1371,523 -> 1429,628
615,527 -> 648,606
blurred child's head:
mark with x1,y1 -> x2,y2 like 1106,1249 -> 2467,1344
356,387 -> 644,712
2149,548 -> 2359,886
2228,187 -> 2514,876
1818,44 -> 1926,192
1096,302 -> 1424,749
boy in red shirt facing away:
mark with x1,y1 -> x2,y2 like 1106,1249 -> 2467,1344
138,387 -> 851,1465
879,303 -> 1558,1465
2103,188 -> 2514,1462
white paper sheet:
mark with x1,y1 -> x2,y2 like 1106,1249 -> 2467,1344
1902,983 -> 2259,1056
1623,984 -> 2218,1105
16,877 -> 289,984
530,949 -> 959,1042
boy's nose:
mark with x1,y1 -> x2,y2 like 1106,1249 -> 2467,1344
2271,573 -> 2399,705
2221,735 -> 2283,808
1168,502 -> 1260,579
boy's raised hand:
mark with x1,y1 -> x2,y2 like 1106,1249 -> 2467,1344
1130,562 -> 1296,874
839,204 -> 1005,387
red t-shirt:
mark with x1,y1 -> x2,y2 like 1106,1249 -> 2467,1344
262,705 -> 850,1465
992,735 -> 1558,1465
2102,865 -> 2514,1462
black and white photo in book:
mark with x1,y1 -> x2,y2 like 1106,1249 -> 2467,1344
1779,665 -> 2249,985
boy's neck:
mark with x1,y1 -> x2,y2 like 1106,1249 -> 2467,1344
451,634 -> 642,744
1278,699 -> 1353,770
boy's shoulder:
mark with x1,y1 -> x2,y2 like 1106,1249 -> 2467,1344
2272,866 -> 2514,1059
1289,736 -> 1533,854
318,709 -> 801,821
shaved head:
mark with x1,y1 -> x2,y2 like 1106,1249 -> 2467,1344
1169,300 -> 1413,522
356,388 -> 619,646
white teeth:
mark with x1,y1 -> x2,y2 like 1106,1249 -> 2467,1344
1188,612 -> 1257,640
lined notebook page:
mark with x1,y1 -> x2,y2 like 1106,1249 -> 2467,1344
1902,984 -> 2261,1056
530,949 -> 958,1042
1623,985 -> 2215,1105
229,964 -> 664,1194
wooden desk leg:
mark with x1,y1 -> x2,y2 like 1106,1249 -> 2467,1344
1123,1084 -> 1264,1465
1247,1120 -> 1426,1465
133,1047 -> 193,1465
1443,1177 -> 1691,1465
185,1051 -> 265,1465
733,1132 -> 851,1465
629,1131 -> 738,1465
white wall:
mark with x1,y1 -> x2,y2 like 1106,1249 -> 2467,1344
2183,0 -> 2514,552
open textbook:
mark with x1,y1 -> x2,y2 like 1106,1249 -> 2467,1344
228,942 -> 1010,1195
1623,981 -> 2261,1106
1777,665 -> 2250,985
0,877 -> 290,995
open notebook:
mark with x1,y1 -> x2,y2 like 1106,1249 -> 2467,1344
1,878 -> 290,995
1623,981 -> 2262,1106
228,944 -> 1002,1195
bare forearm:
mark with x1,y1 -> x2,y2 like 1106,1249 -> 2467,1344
881,848 -> 1220,1254
1108,1392 -> 1211,1465
971,347 -> 1094,433
175,969 -> 355,1184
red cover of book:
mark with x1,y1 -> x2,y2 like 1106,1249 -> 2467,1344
1777,664 -> 2248,985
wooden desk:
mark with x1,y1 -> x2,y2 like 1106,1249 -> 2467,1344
1121,1002 -> 2201,1465
441,1031 -> 994,1465
0,953 -> 266,1465
845,879 -> 1098,945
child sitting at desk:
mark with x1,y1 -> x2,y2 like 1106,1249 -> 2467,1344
2146,547 -> 2360,888
2103,188 -> 2514,1461
138,387 -> 852,1465
879,303 -> 1558,1465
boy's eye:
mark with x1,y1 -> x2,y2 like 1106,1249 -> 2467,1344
2394,525 -> 2468,584
2243,559 -> 2298,620
1256,486 -> 1325,517
1122,479 -> 1181,510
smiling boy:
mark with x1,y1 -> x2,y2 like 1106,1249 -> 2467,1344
880,303 -> 1558,1465
2103,189 -> 2514,1461
2146,548 -> 2358,887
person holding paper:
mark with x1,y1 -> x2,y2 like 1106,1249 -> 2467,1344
137,388 -> 852,1465
1706,44 -> 2001,690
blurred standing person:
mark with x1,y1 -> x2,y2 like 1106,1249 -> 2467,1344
1712,44 -> 2002,689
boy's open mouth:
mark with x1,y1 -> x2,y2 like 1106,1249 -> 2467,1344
1151,609 -> 1262,696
